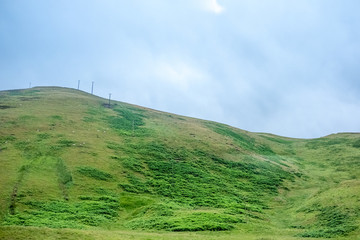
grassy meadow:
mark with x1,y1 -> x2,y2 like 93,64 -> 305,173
0,87 -> 359,239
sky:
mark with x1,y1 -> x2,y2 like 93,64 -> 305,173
1,0 -> 360,138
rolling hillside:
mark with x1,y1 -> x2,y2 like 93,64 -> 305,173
0,87 -> 359,240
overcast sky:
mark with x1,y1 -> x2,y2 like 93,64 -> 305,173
1,0 -> 360,138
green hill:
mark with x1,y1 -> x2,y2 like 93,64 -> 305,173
0,87 -> 359,240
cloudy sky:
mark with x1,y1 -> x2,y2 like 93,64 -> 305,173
1,0 -> 360,138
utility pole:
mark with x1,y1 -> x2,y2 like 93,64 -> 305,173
91,81 -> 94,94
29,82 -> 31,88
77,80 -> 80,90
108,93 -> 111,107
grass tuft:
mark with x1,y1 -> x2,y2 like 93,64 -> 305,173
77,166 -> 113,181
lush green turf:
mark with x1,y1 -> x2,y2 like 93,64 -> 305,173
0,87 -> 359,239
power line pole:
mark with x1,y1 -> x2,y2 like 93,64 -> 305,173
108,93 -> 111,107
91,81 -> 94,94
77,80 -> 80,90
29,82 -> 31,88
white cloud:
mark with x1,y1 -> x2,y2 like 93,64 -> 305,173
153,59 -> 206,90
202,0 -> 225,14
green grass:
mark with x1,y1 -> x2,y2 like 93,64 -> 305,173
3,196 -> 120,228
298,205 -> 358,238
77,167 -> 113,181
0,87 -> 359,239
126,210 -> 244,231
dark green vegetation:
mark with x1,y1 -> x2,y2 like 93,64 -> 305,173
0,87 -> 359,239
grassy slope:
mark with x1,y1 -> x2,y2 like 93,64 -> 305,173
0,87 -> 359,239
